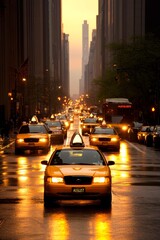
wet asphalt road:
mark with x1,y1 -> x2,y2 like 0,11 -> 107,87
0,117 -> 160,240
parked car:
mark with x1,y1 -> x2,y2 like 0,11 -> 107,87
152,125 -> 160,148
144,126 -> 154,147
137,125 -> 151,144
41,131 -> 115,207
127,121 -> 143,142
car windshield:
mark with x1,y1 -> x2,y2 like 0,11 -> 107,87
141,126 -> 149,131
56,115 -> 67,120
84,118 -> 98,123
92,127 -> 116,134
19,125 -> 47,133
46,121 -> 61,127
156,126 -> 160,132
50,149 -> 105,165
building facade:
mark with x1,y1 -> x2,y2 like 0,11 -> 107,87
0,0 -> 63,127
99,0 -> 145,80
80,20 -> 89,94
62,33 -> 70,98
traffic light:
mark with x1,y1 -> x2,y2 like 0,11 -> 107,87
151,107 -> 155,112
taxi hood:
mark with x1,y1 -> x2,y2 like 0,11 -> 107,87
46,165 -> 111,177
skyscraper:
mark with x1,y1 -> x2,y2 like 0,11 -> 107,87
80,20 -> 89,94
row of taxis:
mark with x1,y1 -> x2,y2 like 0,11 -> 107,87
15,113 -> 116,208
14,116 -> 52,155
14,114 -> 71,155
137,125 -> 160,148
41,131 -> 115,207
80,113 -> 121,152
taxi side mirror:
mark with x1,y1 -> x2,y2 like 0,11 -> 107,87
107,160 -> 115,166
41,160 -> 48,165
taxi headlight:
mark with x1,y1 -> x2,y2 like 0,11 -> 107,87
93,177 -> 110,183
122,125 -> 128,131
65,122 -> 69,127
46,177 -> 64,183
17,138 -> 24,143
111,137 -> 118,142
39,138 -> 47,143
98,117 -> 103,121
91,137 -> 98,142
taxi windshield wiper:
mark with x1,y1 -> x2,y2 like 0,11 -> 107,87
76,163 -> 95,165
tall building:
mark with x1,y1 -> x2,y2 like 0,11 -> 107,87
0,0 -> 63,126
84,30 -> 97,103
99,0 -> 145,80
0,0 -> 23,125
24,0 -> 62,117
98,0 -> 160,80
62,33 -> 70,98
80,20 -> 89,94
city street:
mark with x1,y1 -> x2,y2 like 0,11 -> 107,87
0,116 -> 160,240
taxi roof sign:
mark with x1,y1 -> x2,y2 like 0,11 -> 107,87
70,131 -> 85,147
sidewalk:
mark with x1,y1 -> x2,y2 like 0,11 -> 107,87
0,133 -> 15,153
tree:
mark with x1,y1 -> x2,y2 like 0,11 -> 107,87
94,35 -> 160,122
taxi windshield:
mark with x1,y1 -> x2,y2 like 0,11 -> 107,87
93,128 -> 116,134
19,125 -> 47,134
84,118 -> 98,123
50,149 -> 105,166
46,121 -> 61,127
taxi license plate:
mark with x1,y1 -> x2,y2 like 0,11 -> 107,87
28,143 -> 35,146
72,187 -> 85,193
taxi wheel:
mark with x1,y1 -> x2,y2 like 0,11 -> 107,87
100,193 -> 112,208
15,148 -> 23,155
44,194 -> 57,207
146,137 -> 153,147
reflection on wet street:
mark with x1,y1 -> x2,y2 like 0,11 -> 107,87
0,117 -> 160,239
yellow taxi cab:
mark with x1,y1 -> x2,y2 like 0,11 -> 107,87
89,122 -> 121,151
41,131 -> 115,207
55,113 -> 70,130
44,119 -> 65,144
81,115 -> 100,135
14,116 -> 51,154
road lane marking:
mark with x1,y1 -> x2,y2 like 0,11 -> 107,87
125,140 -> 146,154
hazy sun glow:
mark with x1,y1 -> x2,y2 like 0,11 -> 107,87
62,0 -> 98,96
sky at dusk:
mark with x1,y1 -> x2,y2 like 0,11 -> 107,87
62,0 -> 98,97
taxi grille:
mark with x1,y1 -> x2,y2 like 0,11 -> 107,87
24,138 -> 39,143
64,176 -> 93,185
99,138 -> 110,141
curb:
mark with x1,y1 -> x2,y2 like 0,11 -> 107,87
0,139 -> 15,154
